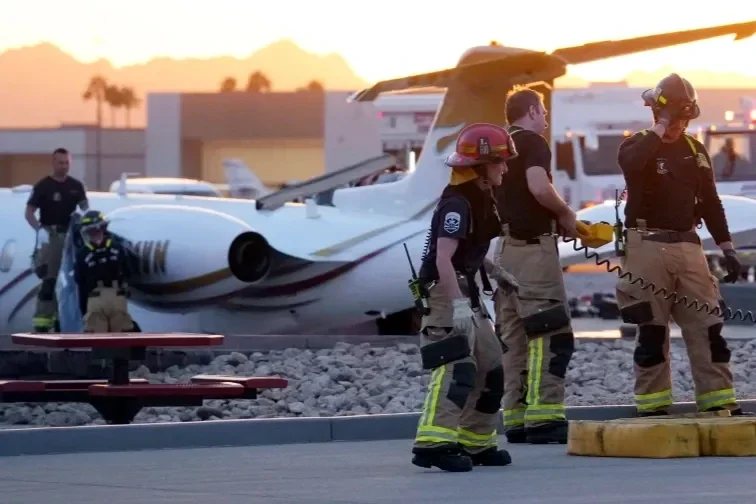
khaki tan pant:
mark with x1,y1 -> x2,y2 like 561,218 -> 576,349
615,227 -> 737,413
83,287 -> 133,333
495,234 -> 575,431
32,227 -> 66,332
413,278 -> 504,455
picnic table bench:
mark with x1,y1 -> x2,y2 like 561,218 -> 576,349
5,333 -> 289,424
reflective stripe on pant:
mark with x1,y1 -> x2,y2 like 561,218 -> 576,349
495,234 -> 574,429
84,287 -> 133,333
414,280 -> 504,454
33,229 -> 65,331
616,228 -> 738,413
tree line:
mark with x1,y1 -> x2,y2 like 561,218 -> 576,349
218,70 -> 324,93
82,76 -> 141,128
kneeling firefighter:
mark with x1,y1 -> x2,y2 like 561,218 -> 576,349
411,123 -> 520,472
616,73 -> 744,416
74,210 -> 136,332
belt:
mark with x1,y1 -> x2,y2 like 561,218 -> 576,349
507,233 -> 554,244
637,230 -> 700,245
89,287 -> 128,297
42,225 -> 68,234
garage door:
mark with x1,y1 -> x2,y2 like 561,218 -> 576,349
201,139 -> 324,187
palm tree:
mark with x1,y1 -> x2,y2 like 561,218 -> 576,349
82,75 -> 109,127
104,85 -> 123,127
219,77 -> 237,92
245,71 -> 271,93
120,86 -> 141,127
306,79 -> 324,92
297,79 -> 324,92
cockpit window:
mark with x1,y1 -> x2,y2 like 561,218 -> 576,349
705,132 -> 756,182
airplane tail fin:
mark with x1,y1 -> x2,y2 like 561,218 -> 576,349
222,159 -> 270,199
334,20 -> 756,220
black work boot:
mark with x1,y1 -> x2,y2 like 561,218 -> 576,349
636,409 -> 670,418
525,420 -> 569,444
710,406 -> 755,417
505,426 -> 527,444
462,446 -> 512,467
411,444 -> 473,472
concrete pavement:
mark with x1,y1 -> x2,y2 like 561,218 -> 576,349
2,438 -> 756,504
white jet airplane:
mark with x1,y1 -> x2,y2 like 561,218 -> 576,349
1,20 -> 756,336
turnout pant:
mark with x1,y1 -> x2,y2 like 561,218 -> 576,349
495,234 -> 575,432
615,225 -> 737,414
84,286 -> 133,333
414,278 -> 505,455
32,226 -> 66,332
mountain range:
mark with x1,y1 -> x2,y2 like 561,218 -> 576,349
1,41 -> 755,128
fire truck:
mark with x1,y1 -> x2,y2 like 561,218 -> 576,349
552,97 -> 756,209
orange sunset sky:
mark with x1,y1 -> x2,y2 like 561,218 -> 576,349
1,0 -> 756,84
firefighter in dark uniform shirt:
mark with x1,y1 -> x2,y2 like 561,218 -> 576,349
616,73 -> 745,416
411,123 -> 519,472
74,210 -> 135,333
24,147 -> 88,332
495,87 -> 578,445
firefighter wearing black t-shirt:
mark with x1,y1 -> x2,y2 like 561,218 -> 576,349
494,87 -> 578,445
616,73 -> 745,417
411,123 -> 519,473
74,210 -> 135,333
24,148 -> 88,332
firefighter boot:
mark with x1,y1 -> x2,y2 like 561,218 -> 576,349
525,420 -> 569,444
636,409 -> 670,418
505,426 -> 527,444
462,446 -> 513,467
411,444 -> 474,472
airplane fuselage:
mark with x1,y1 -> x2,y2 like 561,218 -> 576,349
0,188 -> 434,335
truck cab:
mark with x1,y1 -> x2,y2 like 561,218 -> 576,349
551,126 -> 636,209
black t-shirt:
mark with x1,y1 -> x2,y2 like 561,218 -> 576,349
496,126 -> 555,237
418,194 -> 491,280
27,176 -> 87,228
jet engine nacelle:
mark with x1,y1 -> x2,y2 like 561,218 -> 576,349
104,204 -> 272,308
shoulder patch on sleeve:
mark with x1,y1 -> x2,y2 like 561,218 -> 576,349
443,211 -> 462,234
696,152 -> 711,169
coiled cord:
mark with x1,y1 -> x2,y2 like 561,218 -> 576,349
559,188 -> 756,323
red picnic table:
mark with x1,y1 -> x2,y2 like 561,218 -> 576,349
3,333 -> 288,424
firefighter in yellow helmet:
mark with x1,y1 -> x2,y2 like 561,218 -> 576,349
411,123 -> 520,472
73,210 -> 135,332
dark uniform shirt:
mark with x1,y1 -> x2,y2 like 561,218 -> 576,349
419,183 -> 500,281
27,176 -> 86,229
617,130 -> 731,244
496,126 -> 555,238
73,234 -> 132,307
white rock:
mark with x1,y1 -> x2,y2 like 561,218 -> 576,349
2,338 -> 754,427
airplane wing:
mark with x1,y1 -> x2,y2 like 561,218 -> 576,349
558,195 -> 756,268
349,20 -> 756,102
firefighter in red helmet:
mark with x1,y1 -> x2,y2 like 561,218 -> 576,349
411,123 -> 520,472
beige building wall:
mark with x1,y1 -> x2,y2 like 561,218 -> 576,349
201,138 -> 324,187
